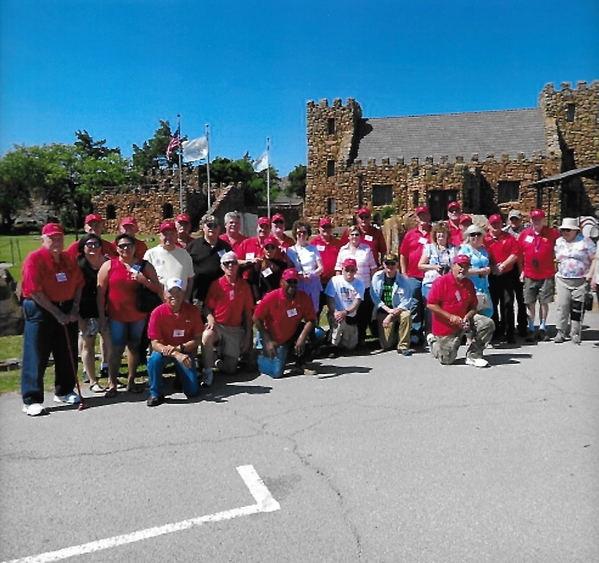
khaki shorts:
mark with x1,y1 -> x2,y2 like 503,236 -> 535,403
214,324 -> 246,359
524,277 -> 555,305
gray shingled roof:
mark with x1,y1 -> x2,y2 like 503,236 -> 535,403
355,108 -> 546,163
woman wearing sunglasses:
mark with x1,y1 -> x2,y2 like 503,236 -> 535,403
76,233 -> 110,392
97,233 -> 161,398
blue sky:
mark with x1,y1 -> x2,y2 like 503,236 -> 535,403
1,0 -> 597,176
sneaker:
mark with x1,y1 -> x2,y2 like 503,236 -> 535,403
53,392 -> 80,405
426,333 -> 436,346
22,403 -> 47,416
537,329 -> 550,342
554,331 -> 565,344
465,357 -> 489,368
214,359 -> 223,371
201,369 -> 214,387
146,395 -> 164,407
572,333 -> 581,345
303,366 -> 317,376
398,348 -> 413,356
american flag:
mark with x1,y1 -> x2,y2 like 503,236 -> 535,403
166,129 -> 181,160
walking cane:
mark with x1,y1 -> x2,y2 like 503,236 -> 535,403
63,324 -> 86,411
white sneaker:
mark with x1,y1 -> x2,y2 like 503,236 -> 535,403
54,392 -> 81,404
426,333 -> 436,346
22,403 -> 47,416
465,357 -> 489,368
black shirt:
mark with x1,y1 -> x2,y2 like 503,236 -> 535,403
187,236 -> 232,302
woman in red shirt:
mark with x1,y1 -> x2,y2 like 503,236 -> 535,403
98,233 -> 161,397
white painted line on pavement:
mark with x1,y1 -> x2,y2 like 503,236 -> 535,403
3,465 -> 280,563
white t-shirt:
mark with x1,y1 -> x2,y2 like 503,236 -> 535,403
325,275 -> 365,317
144,245 -> 194,289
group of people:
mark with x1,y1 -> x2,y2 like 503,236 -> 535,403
20,205 -> 598,415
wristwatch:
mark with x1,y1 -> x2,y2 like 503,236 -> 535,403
179,344 -> 185,353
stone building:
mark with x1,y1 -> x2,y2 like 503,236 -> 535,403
305,81 -> 599,227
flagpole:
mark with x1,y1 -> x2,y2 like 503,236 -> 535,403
177,115 -> 183,213
266,137 -> 271,218
206,124 -> 211,211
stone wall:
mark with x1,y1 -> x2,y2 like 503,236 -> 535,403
306,82 -> 598,228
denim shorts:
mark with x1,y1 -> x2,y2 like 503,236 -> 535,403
109,318 -> 146,348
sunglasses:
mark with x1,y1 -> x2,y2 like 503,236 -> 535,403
204,222 -> 218,229
222,261 -> 237,267
286,279 -> 299,285
321,225 -> 332,229
384,261 -> 397,266
560,228 -> 573,232
264,244 -> 277,250
85,241 -> 101,248
358,215 -> 370,219
273,220 -> 284,225
296,231 -> 308,235
344,268 -> 356,273
117,242 -> 134,249
349,233 -> 361,237
468,233 -> 483,238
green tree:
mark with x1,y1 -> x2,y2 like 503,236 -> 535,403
286,164 -> 306,198
132,120 -> 183,173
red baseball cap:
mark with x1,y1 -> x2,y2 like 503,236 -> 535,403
488,214 -> 503,226
41,223 -> 64,237
459,214 -> 473,225
175,213 -> 190,223
120,216 -> 138,227
85,213 -> 103,224
357,207 -> 371,218
530,209 -> 545,219
342,258 -> 358,270
271,213 -> 285,223
282,268 -> 299,281
159,221 -> 176,232
453,254 -> 472,266
319,217 -> 333,227
257,216 -> 271,227
447,201 -> 462,211
415,206 -> 430,216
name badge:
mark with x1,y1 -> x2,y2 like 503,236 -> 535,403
317,245 -> 325,252
229,290 -> 235,300
173,329 -> 185,338
287,308 -> 298,317
262,267 -> 273,277
56,272 -> 67,282
246,252 -> 255,259
364,234 -> 373,242
525,235 -> 534,243
455,290 -> 462,301
217,249 -> 226,257
419,237 -> 428,245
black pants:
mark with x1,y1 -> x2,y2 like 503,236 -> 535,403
511,266 -> 528,335
489,272 -> 515,339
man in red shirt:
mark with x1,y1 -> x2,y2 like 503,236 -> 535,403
117,217 -> 148,260
66,214 -> 117,260
20,223 -> 85,416
174,213 -> 194,249
253,268 -> 317,378
238,217 -> 289,280
220,211 -> 247,251
201,251 -> 254,385
400,206 -> 432,347
484,214 -> 520,343
427,254 -> 495,367
518,209 -> 559,341
340,207 -> 387,265
146,278 -> 204,406
271,213 -> 295,248
310,217 -> 341,314
446,201 -> 465,247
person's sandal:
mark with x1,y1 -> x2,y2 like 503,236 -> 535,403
104,387 -> 118,398
90,382 -> 105,393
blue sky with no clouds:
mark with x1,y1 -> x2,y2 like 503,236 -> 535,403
1,0 -> 597,176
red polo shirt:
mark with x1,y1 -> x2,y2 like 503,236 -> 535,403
205,276 -> 254,327
400,227 -> 431,279
238,236 -> 288,279
518,226 -> 559,280
148,301 -> 204,346
310,234 -> 341,286
254,287 -> 316,345
21,247 -> 84,302
219,233 -> 247,252
427,273 -> 477,337
273,233 -> 295,249
483,231 -> 519,272
340,225 -> 387,264
447,220 -> 463,247
175,234 -> 194,250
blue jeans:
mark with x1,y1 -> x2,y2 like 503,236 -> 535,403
21,299 -> 77,404
406,276 -> 424,345
147,351 -> 199,398
109,318 -> 146,348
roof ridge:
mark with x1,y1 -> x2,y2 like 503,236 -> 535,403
366,108 -> 539,120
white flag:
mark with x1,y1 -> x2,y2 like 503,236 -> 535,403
254,150 -> 269,172
182,136 -> 209,162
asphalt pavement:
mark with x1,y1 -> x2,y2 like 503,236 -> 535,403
1,303 -> 598,563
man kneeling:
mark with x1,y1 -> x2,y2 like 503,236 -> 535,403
426,255 -> 495,367
253,268 -> 317,378
146,278 -> 204,406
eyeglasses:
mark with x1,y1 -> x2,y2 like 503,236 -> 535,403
85,242 -> 101,248
296,231 -> 308,236
222,261 -> 237,267
560,228 -> 572,232
273,220 -> 284,225
117,242 -> 134,249
344,268 -> 356,273
384,261 -> 397,266
286,279 -> 299,286
350,233 -> 361,237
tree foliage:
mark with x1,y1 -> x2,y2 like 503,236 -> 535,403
286,164 -> 306,198
132,120 -> 183,173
